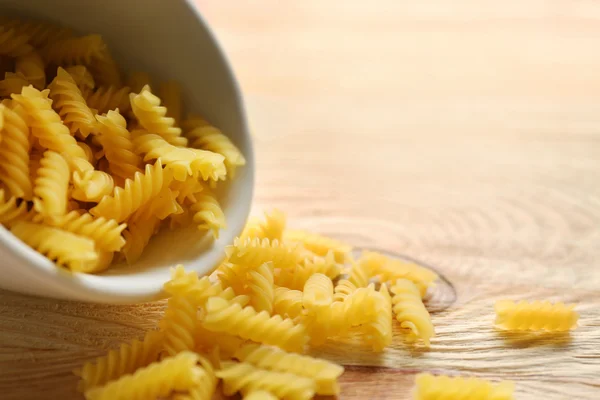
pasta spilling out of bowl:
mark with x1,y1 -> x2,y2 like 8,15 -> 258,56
0,17 -> 246,273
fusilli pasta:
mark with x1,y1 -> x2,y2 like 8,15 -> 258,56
0,103 -> 32,199
390,279 -> 434,346
190,191 -> 226,238
15,51 -> 45,89
32,150 -> 70,216
414,373 -> 515,400
95,110 -> 142,180
494,300 -> 578,332
247,262 -> 275,314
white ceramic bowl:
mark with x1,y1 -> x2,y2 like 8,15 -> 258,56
0,0 -> 254,303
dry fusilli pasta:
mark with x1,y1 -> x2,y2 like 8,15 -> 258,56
95,110 -> 142,180
32,150 -> 70,216
391,279 -> 434,346
226,237 -> 304,270
414,373 -> 515,400
190,191 -> 226,238
15,51 -> 45,89
273,287 -> 304,319
495,300 -> 578,332
42,34 -> 105,66
0,103 -> 32,199
85,85 -> 130,115
247,262 -> 275,314
284,230 -> 352,263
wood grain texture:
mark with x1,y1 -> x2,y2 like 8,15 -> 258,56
2,0 -> 600,399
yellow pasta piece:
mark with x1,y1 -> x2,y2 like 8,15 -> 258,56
0,103 -> 32,199
159,295 -> 198,356
132,133 -> 226,182
390,279 -> 434,346
89,48 -> 122,87
84,351 -> 203,400
495,300 -> 578,332
42,34 -> 105,66
64,65 -> 95,91
414,373 -> 515,400
216,262 -> 248,295
194,323 -> 244,359
302,273 -> 334,313
302,250 -> 342,279
74,330 -> 164,392
284,230 -> 352,263
247,262 -> 275,314
174,354 -> 217,400
0,189 -> 29,226
44,211 -> 126,252
71,169 -> 115,203
169,176 -> 204,204
122,215 -> 160,264
85,86 -> 130,115
0,72 -> 30,97
126,71 -> 151,93
363,284 -> 393,352
49,67 -> 98,138
183,115 -> 246,178
159,81 -> 182,125
129,85 -> 187,146
15,51 -> 45,89
95,110 -> 143,180
11,221 -> 98,272
164,265 -> 223,306
203,297 -> 308,352
32,150 -> 70,217
242,390 -> 278,400
90,160 -> 172,222
77,141 -> 95,164
226,237 -> 304,270
0,26 -> 33,57
190,191 -> 226,239
344,284 -> 378,327
217,361 -> 316,400
273,287 -> 304,319
0,18 -> 73,48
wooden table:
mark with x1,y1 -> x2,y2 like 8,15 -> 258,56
2,1 -> 600,398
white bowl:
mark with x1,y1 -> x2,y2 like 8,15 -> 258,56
0,0 -> 254,303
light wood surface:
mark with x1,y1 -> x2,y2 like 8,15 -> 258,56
2,1 -> 600,399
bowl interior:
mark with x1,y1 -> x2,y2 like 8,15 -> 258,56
0,0 -> 254,302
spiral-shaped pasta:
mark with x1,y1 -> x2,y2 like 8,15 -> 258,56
42,34 -> 105,66
217,361 -> 316,400
0,26 -> 33,57
164,266 -> 223,309
333,279 -> 357,302
348,258 -> 372,288
248,262 -> 275,314
84,351 -> 203,400
0,189 -> 29,226
216,262 -> 248,295
64,65 -> 95,91
302,273 -> 334,313
49,67 -> 97,138
71,169 -> 115,203
226,237 -> 304,270
95,110 -> 143,180
363,284 -> 392,352
194,323 -> 244,358
414,373 -> 515,400
284,230 -> 352,263
129,85 -> 187,147
11,221 -> 98,272
203,297 -> 307,352
184,116 -> 246,178
132,133 -> 226,182
159,295 -> 198,356
88,48 -> 122,87
390,279 -> 434,346
90,160 -> 172,222
495,300 -> 578,332
126,72 -> 151,93
242,390 -> 278,400
0,18 -> 73,48
273,287 -> 303,320
234,343 -> 344,395
174,354 -> 217,400
344,285 -> 378,327
15,51 -> 45,89
170,177 -> 204,204
122,216 -> 160,264
302,250 -> 342,279
0,103 -> 32,199
75,330 -> 164,391
0,72 -> 30,97
360,251 -> 437,296
85,86 -> 130,115
190,191 -> 226,239
44,211 -> 126,252
32,150 -> 70,216
159,81 -> 182,125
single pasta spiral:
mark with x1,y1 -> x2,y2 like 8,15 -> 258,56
15,51 -> 45,89
95,110 -> 143,180
234,343 -> 344,396
71,169 -> 115,202
216,262 -> 247,295
44,211 -> 126,252
75,330 -> 164,392
226,237 -> 304,270
42,34 -> 106,65
175,354 -> 217,400
90,160 -> 172,222
363,284 -> 393,352
170,176 -> 205,203
343,285 -> 379,327
84,351 -> 203,400
414,373 -> 515,400
303,273 -> 334,312
122,216 -> 160,264
64,65 -> 95,91
247,262 -> 275,314
10,221 -> 98,272
347,258 -> 371,288
0,18 -> 73,48
33,150 -> 70,216
0,103 -> 32,199
85,86 -> 130,114
183,116 -> 246,177
203,297 -> 308,352
164,265 -> 222,306
0,72 -> 30,96
284,230 -> 352,263
194,323 -> 244,358
494,300 -> 578,332
333,279 -> 357,302
88,48 -> 122,87
159,295 -> 198,356
49,67 -> 98,138
273,287 -> 304,319
302,250 -> 342,280
390,279 -> 434,346
0,189 -> 29,225
0,26 -> 33,57
190,191 -> 226,238
129,85 -> 187,147
216,361 -> 316,400
132,133 -> 226,182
